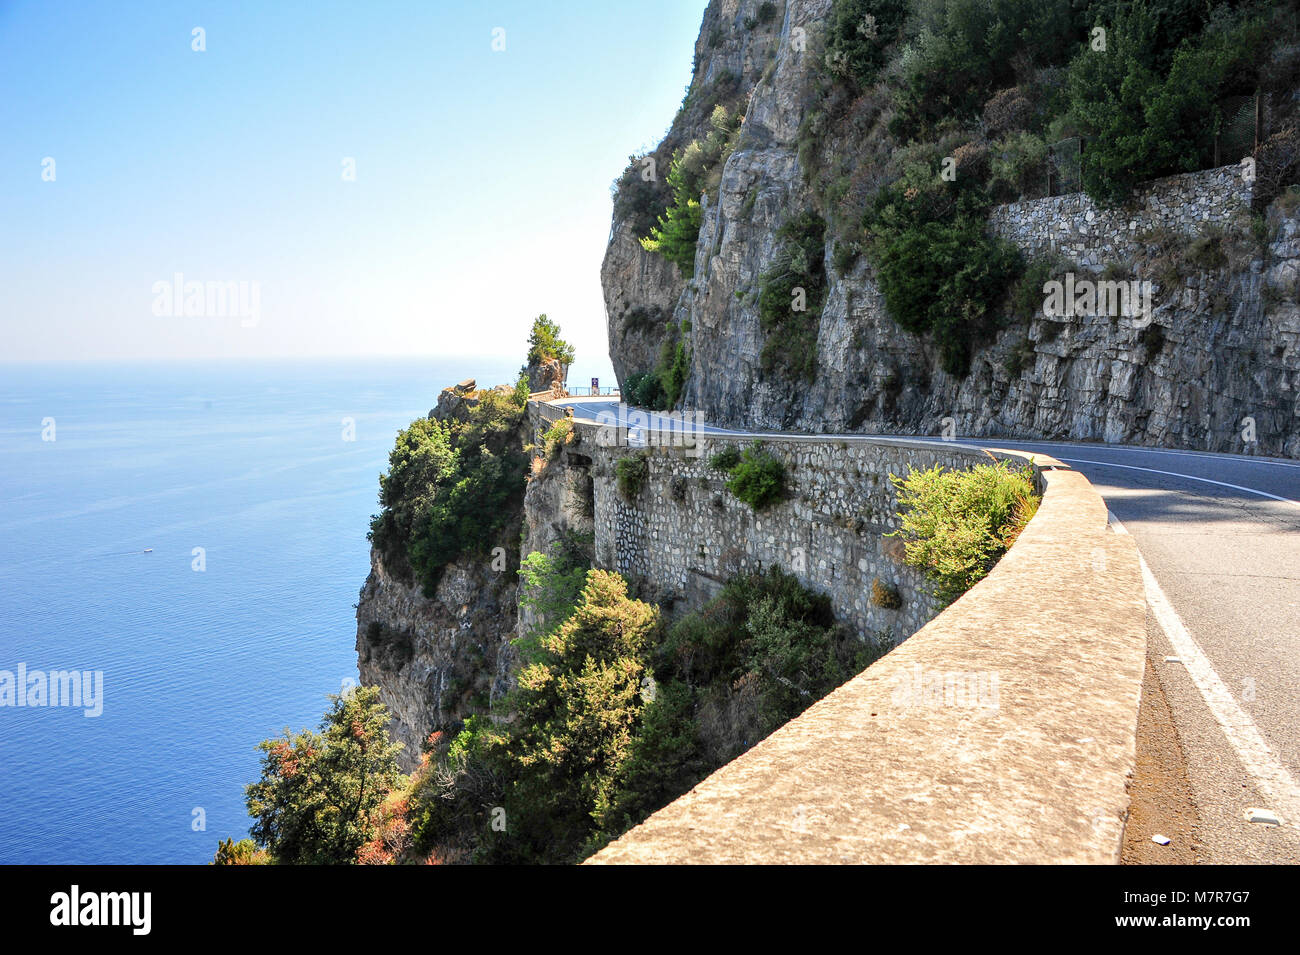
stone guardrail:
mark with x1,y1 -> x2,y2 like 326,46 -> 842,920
573,431 -> 1147,864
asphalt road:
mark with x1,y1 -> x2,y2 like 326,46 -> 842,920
555,397 -> 1300,862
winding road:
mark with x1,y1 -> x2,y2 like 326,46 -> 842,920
555,396 -> 1300,864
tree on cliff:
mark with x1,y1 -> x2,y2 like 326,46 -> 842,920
525,314 -> 576,367
243,686 -> 404,864
410,569 -> 700,863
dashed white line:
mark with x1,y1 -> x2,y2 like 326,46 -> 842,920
1111,513 -> 1300,828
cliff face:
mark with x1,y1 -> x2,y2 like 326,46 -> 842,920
604,0 -> 1300,457
602,0 -> 793,388
355,549 -> 519,768
355,382 -> 527,769
356,400 -> 598,768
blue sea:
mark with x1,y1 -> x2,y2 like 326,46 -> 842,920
0,356 -> 570,864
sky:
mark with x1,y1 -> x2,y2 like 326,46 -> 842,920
0,0 -> 707,378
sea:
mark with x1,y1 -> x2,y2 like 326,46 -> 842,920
0,356 -> 610,864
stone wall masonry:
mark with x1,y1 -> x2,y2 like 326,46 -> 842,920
589,462 -> 1148,864
546,407 -> 1044,648
988,164 -> 1252,270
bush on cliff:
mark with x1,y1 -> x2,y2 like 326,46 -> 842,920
715,442 -> 787,510
240,686 -> 405,865
369,388 -> 528,594
640,104 -> 745,276
757,211 -> 827,383
411,570 -> 669,863
890,459 -> 1040,607
516,535 -> 590,642
1066,1 -> 1266,204
658,567 -> 888,755
615,453 -> 650,500
824,0 -> 909,88
867,178 -> 1022,377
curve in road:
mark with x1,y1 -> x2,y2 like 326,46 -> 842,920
554,396 -> 1300,862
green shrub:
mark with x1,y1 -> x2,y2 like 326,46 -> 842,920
757,211 -> 827,382
517,536 -> 591,644
640,154 -> 703,275
889,460 -> 1040,607
892,0 -> 1082,138
211,838 -> 269,865
613,155 -> 671,239
988,130 -> 1049,202
1141,322 -> 1167,363
512,371 -> 530,404
616,454 -> 650,500
641,105 -> 744,275
526,314 -> 576,366
1187,230 -> 1228,270
1067,2 -> 1266,204
868,182 -> 1022,377
625,370 -> 668,410
658,333 -> 691,409
1004,338 -> 1035,378
1009,257 -> 1056,323
824,0 -> 909,87
417,571 -> 663,864
723,443 -> 787,510
369,389 -> 528,594
658,567 -> 887,743
708,445 -> 741,471
243,687 -> 404,865
541,418 -> 574,460
623,305 -> 667,334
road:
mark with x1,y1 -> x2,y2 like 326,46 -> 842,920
555,396 -> 1300,863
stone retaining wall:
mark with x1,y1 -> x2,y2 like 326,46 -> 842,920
588,459 -> 1148,864
989,164 -> 1252,269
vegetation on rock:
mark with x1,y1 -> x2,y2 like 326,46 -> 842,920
711,441 -> 788,510
368,387 -> 528,594
757,211 -> 828,383
230,686 -> 405,865
890,460 -> 1040,606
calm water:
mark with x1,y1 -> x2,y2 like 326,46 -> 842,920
0,357 -> 536,863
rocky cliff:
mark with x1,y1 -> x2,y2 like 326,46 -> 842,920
603,0 -> 1300,457
355,394 -> 597,768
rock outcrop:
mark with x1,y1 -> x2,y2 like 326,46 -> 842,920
603,0 -> 1300,457
356,399 -> 598,768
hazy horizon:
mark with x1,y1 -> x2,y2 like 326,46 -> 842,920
1,0 -> 706,365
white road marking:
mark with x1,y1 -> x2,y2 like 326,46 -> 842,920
1111,513 -> 1300,828
1063,458 -> 1300,509
986,440 -> 1300,470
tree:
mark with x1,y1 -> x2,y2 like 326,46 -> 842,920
526,314 -> 576,367
424,570 -> 662,863
639,151 -> 704,276
245,686 -> 404,864
1068,0 -> 1265,203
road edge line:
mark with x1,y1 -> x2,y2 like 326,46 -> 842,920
1110,512 -> 1300,829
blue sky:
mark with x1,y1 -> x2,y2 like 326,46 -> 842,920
0,0 -> 705,377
